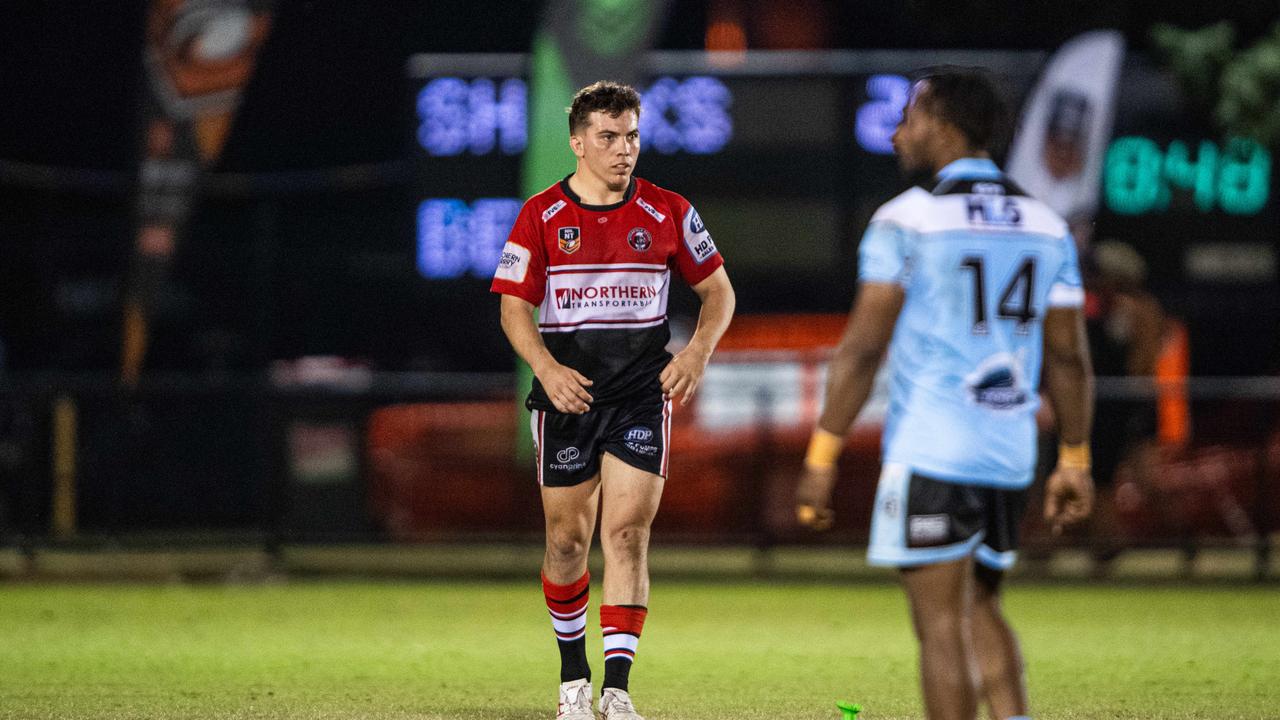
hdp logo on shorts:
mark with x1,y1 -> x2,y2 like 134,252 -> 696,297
558,227 -> 581,254
556,447 -> 580,463
624,426 -> 653,443
627,227 -> 652,252
623,426 -> 658,456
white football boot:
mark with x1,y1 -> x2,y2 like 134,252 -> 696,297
555,678 -> 595,720
598,687 -> 645,720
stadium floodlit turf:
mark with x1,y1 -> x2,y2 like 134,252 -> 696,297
0,580 -> 1276,719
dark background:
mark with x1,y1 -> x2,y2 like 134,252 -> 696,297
0,1 -> 1277,376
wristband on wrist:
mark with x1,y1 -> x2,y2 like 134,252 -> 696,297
1058,442 -> 1091,469
805,428 -> 844,469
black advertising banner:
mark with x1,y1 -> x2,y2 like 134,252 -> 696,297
122,0 -> 272,385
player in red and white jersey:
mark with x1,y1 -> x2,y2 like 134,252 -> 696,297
492,81 -> 735,720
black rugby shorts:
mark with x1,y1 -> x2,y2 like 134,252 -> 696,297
530,394 -> 672,487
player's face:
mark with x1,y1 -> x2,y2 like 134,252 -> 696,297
571,110 -> 640,193
891,81 -> 939,174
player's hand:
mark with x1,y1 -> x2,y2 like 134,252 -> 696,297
795,464 -> 837,531
1044,464 -> 1094,535
659,344 -> 711,407
535,362 -> 593,414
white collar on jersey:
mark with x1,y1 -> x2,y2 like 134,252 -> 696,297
936,157 -> 1002,181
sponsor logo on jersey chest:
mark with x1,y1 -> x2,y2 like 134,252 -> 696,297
558,226 -> 581,254
554,284 -> 659,310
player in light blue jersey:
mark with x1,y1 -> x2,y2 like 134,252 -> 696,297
795,69 -> 1095,720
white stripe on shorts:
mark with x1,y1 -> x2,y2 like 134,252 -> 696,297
529,409 -> 545,485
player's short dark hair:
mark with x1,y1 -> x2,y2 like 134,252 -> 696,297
568,81 -> 642,134
911,67 -> 1009,154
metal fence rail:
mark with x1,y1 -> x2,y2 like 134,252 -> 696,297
0,372 -> 1276,580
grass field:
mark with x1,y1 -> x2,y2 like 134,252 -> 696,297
0,578 -> 1277,719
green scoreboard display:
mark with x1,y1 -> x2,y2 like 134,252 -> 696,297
1104,136 -> 1271,216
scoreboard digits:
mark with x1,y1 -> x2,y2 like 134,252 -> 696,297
639,76 -> 733,154
417,198 -> 522,279
417,78 -> 527,156
855,74 -> 910,155
416,76 -> 734,157
1104,135 -> 1271,216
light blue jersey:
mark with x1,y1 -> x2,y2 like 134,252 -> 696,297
859,158 -> 1083,489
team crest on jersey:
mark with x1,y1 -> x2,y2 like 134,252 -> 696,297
558,226 -> 581,254
627,227 -> 652,252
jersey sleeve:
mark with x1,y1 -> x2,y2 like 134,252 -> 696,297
1046,233 -> 1085,308
671,198 -> 724,286
490,200 -> 547,306
857,219 -> 913,286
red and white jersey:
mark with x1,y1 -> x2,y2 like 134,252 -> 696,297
491,175 -> 724,411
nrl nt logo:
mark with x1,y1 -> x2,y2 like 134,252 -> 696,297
558,226 -> 581,254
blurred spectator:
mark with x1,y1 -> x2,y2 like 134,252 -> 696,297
1082,240 -> 1164,573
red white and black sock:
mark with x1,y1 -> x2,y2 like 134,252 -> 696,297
542,571 -> 591,683
601,604 -> 647,692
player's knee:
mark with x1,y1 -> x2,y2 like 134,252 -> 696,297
910,603 -> 966,640
603,523 -> 650,557
546,529 -> 591,563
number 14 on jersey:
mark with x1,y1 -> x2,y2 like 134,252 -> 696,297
960,256 -> 1038,335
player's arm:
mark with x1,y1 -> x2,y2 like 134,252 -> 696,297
817,282 -> 904,435
1042,305 -> 1095,532
499,294 -> 593,414
660,266 -> 735,406
795,281 -> 904,529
